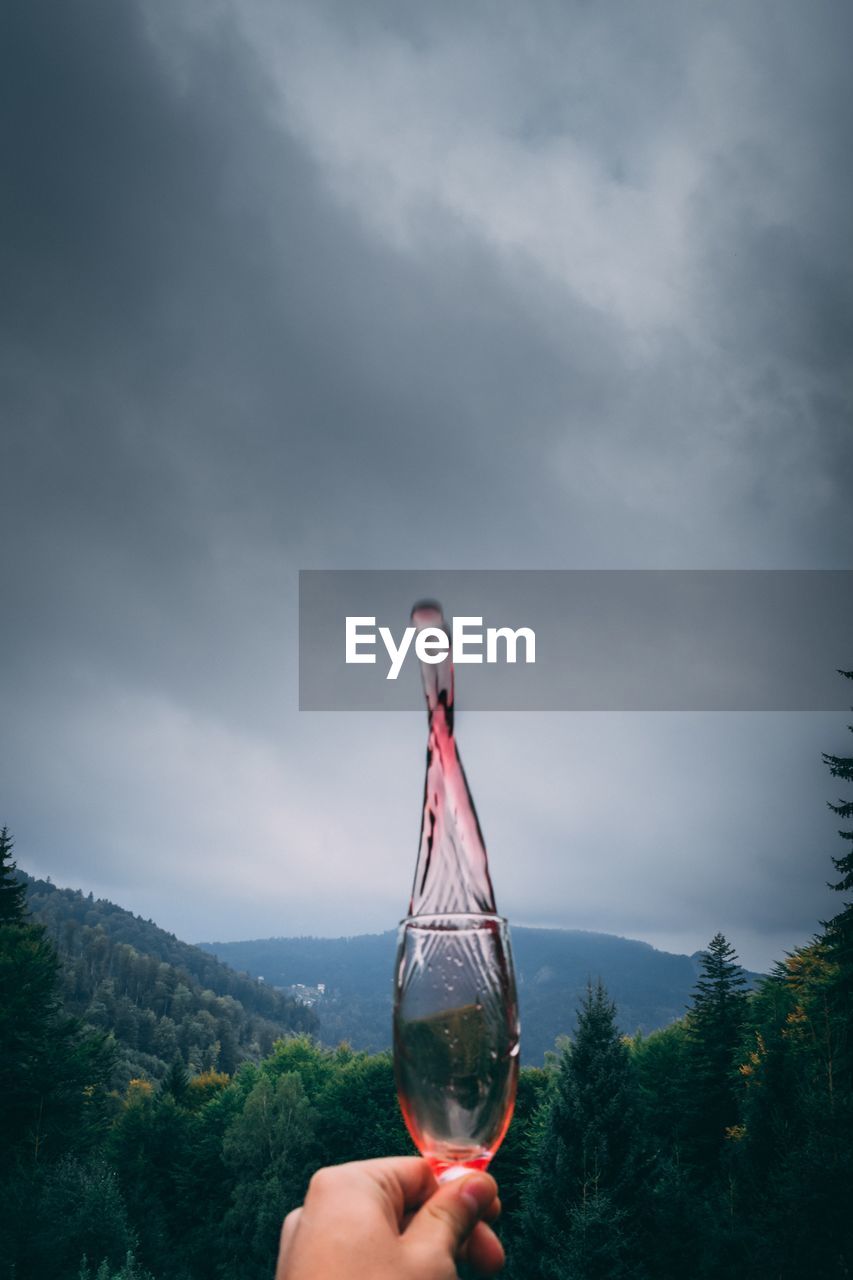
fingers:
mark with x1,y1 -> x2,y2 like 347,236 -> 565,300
275,1207 -> 302,1279
404,1193 -> 499,1235
483,1193 -> 502,1224
405,1172 -> 498,1258
304,1157 -> 439,1230
464,1220 -> 506,1276
279,1161 -> 503,1279
355,1156 -> 440,1214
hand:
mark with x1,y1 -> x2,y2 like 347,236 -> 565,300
275,1157 -> 504,1279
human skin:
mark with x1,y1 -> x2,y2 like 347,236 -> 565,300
275,1157 -> 504,1279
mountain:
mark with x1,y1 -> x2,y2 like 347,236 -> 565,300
21,872 -> 317,1087
19,864 -> 759,1071
198,927 -> 758,1064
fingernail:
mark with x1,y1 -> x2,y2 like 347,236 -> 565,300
458,1175 -> 494,1214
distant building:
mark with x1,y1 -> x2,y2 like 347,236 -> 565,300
287,982 -> 326,1007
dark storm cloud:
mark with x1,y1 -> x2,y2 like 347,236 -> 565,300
1,0 -> 851,969
249,0 -> 853,562
1,0 -> 610,699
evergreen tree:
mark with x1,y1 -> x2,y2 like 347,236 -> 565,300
0,827 -> 116,1277
0,826 -> 27,923
516,982 -> 649,1279
684,933 -> 748,1166
0,837 -> 112,1160
711,680 -> 853,1280
733,947 -> 852,1278
161,1056 -> 191,1105
823,668 -> 853,1083
489,1063 -> 549,1244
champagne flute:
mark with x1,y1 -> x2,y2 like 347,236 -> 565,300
393,912 -> 520,1183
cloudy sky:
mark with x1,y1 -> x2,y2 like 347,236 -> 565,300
2,0 -> 851,972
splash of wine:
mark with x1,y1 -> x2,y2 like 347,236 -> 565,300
408,601 -> 497,917
396,603 -> 518,1182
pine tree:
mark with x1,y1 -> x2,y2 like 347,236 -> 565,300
823,668 -> 853,1076
0,830 -> 114,1157
730,677 -> 853,1276
0,841 -> 69,1155
684,933 -> 748,1166
0,829 -> 117,1277
515,982 -> 649,1279
161,1057 -> 190,1104
0,825 -> 27,923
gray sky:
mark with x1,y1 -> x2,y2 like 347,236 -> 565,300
1,0 -> 851,972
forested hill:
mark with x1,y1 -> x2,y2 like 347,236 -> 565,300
199,927 -> 754,1064
21,872 -> 317,1087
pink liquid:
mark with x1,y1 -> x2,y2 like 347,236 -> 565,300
396,1006 -> 519,1181
393,918 -> 519,1178
408,602 -> 497,917
398,1094 -> 517,1183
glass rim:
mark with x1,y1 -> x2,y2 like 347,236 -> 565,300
397,912 -> 509,929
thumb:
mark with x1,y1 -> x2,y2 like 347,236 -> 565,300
405,1173 -> 497,1257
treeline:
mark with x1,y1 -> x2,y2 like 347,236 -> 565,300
21,875 -> 316,1087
